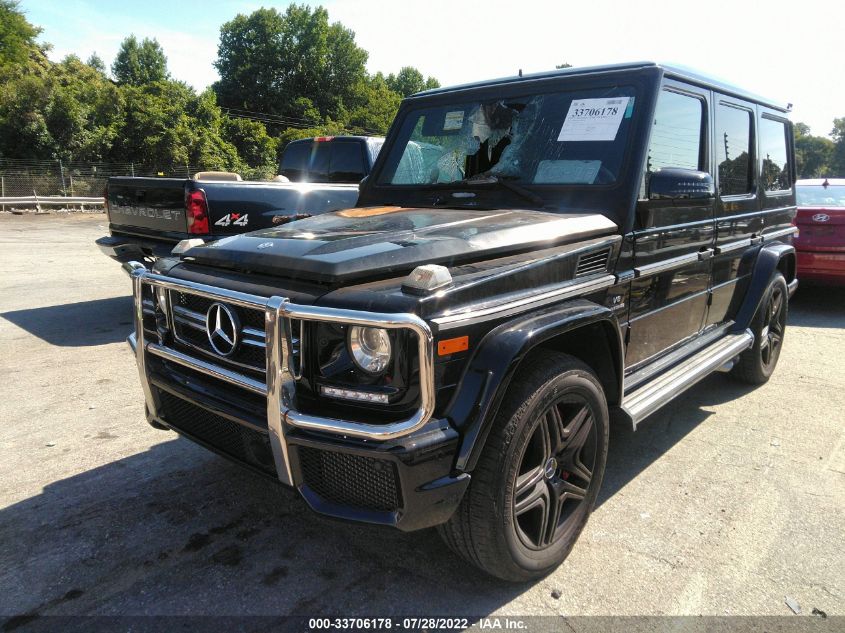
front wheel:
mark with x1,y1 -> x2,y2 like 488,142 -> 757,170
438,352 -> 609,581
731,272 -> 788,384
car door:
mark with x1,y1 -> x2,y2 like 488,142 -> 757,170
707,97 -> 761,326
626,82 -> 715,368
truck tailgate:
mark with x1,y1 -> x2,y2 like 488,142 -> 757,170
106,177 -> 187,234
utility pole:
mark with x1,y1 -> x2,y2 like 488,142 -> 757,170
58,159 -> 67,196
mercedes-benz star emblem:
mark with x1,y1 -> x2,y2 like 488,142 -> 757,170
812,213 -> 830,223
205,303 -> 240,356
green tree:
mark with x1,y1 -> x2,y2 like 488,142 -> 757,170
346,73 -> 401,133
222,116 -> 278,178
385,66 -> 439,97
555,62 -> 573,69
831,118 -> 845,176
111,80 -> 241,172
214,5 -> 368,124
276,120 -> 347,149
0,0 -> 41,69
0,54 -> 121,161
794,122 -> 834,178
86,52 -> 106,74
112,35 -> 168,85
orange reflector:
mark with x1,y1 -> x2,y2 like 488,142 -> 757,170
438,336 -> 469,356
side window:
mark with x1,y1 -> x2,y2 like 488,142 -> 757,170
279,142 -> 312,181
646,89 -> 705,174
716,104 -> 754,196
329,143 -> 367,183
306,142 -> 331,182
760,117 -> 791,192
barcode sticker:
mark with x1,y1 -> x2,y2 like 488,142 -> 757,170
558,97 -> 628,142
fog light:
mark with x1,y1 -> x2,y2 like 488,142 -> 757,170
321,385 -> 389,404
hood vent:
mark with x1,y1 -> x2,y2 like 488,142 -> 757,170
575,248 -> 611,277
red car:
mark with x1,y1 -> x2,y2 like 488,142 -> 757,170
794,178 -> 845,284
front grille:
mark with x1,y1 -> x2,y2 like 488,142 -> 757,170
167,290 -> 300,375
575,248 -> 611,276
298,446 -> 401,512
158,391 -> 276,475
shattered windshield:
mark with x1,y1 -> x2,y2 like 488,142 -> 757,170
378,85 -> 637,188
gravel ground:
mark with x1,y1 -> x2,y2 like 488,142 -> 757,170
0,213 -> 843,620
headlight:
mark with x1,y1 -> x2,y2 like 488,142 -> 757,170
348,326 -> 392,374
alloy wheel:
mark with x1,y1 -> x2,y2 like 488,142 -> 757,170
512,395 -> 597,550
760,285 -> 786,368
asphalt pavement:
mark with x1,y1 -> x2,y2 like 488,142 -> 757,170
0,213 -> 843,621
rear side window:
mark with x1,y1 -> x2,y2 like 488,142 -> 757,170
716,104 -> 754,196
647,90 -> 705,173
329,142 -> 366,183
280,140 -> 366,182
306,143 -> 331,181
279,142 -> 313,181
760,118 -> 791,192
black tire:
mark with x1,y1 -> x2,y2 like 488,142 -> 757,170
438,351 -> 609,581
731,272 -> 788,385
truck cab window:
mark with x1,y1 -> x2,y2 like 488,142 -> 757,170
279,142 -> 312,181
329,143 -> 367,183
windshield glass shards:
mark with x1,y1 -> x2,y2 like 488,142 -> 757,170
378,86 -> 637,188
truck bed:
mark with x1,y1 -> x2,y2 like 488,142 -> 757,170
100,176 -> 361,263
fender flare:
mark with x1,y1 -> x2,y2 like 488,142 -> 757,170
732,243 -> 795,332
442,299 -> 624,473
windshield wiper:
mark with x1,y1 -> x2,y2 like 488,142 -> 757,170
453,174 -> 545,207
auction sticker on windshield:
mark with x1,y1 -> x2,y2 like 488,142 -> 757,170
443,110 -> 465,131
558,97 -> 628,142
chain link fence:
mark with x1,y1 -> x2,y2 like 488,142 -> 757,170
0,159 -> 202,199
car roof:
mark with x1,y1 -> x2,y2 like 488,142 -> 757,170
797,178 -> 845,186
289,135 -> 385,144
411,61 -> 790,112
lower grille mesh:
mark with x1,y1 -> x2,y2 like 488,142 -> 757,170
158,391 -> 276,475
298,446 -> 401,512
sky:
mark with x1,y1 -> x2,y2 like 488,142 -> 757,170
21,0 -> 841,138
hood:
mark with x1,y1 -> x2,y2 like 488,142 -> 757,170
182,206 -> 618,283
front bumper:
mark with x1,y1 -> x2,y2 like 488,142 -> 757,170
126,268 -> 467,531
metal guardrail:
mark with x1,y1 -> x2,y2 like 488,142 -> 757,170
0,195 -> 105,206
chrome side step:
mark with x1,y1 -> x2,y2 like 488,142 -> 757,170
622,329 -> 754,428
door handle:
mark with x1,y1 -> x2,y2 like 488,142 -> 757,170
698,248 -> 715,261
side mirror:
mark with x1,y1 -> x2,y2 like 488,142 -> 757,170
647,168 -> 714,201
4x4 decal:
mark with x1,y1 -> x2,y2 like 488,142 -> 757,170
214,213 -> 249,227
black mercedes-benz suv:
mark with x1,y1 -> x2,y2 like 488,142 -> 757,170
125,62 -> 798,581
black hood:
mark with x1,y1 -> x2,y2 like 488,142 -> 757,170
182,206 -> 617,283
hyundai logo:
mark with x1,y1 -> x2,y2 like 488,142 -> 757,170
812,213 -> 830,223
205,303 -> 240,356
